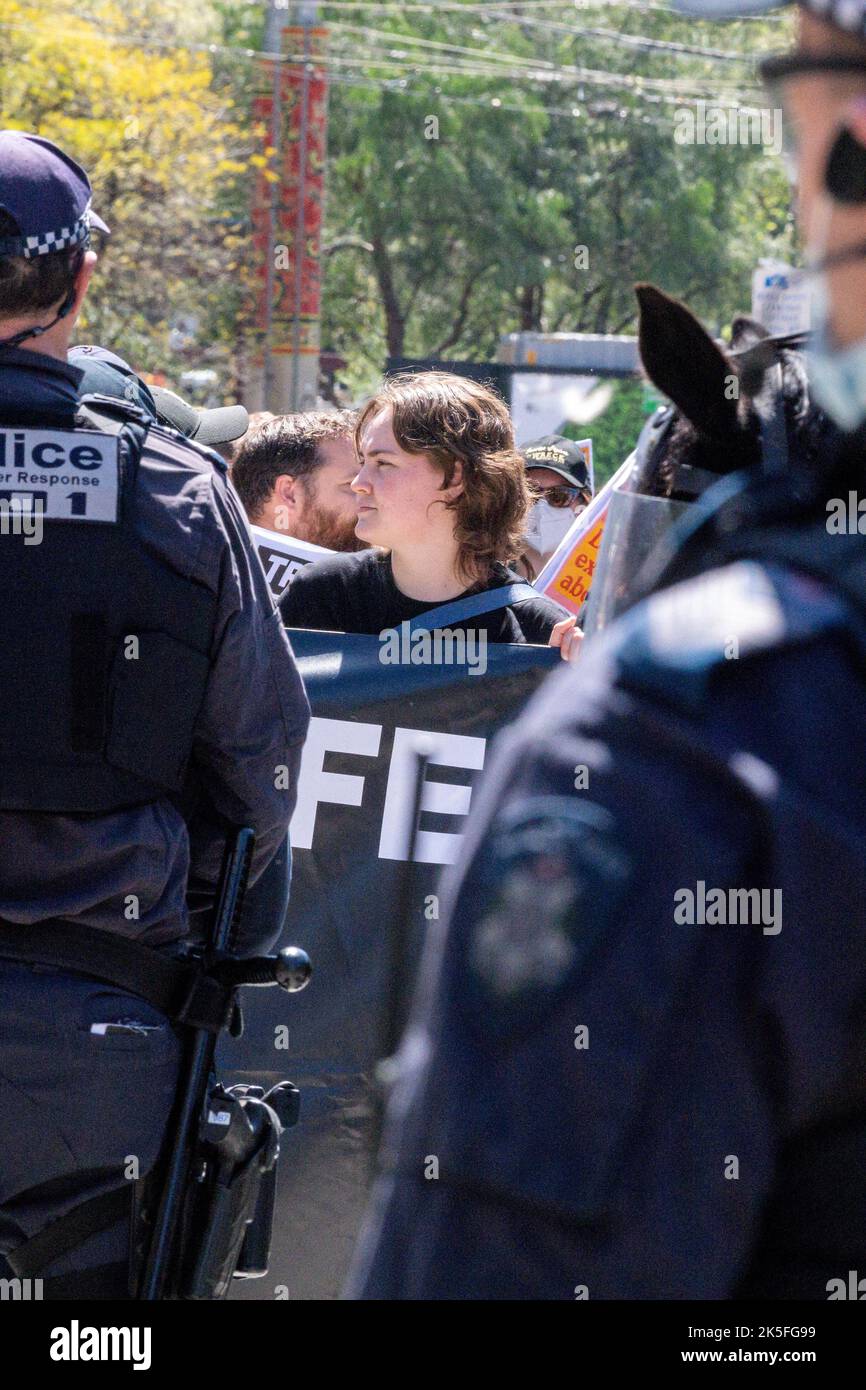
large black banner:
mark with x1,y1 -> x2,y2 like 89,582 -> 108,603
223,627 -> 557,1299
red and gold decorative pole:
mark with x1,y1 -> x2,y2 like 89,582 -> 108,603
249,2 -> 328,413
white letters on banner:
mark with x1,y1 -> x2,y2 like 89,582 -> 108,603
252,525 -> 335,598
379,728 -> 486,864
290,717 -> 487,866
290,718 -> 382,850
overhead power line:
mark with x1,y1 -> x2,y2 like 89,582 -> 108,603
0,15 -> 781,145
326,67 -> 783,137
479,9 -> 760,59
315,0 -> 785,16
295,47 -> 763,103
0,17 -> 766,106
327,16 -> 759,65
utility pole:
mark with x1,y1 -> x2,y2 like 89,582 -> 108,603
291,2 -> 317,413
261,0 -> 284,410
251,1 -> 326,414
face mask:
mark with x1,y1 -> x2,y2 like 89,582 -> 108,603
806,276 -> 866,433
524,498 -> 576,556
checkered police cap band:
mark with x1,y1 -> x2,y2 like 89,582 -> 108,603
0,205 -> 93,260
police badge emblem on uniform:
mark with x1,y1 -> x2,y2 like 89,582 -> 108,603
457,796 -> 634,1041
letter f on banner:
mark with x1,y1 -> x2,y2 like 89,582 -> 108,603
290,717 -> 382,849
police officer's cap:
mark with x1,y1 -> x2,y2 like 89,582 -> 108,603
69,345 -> 158,420
0,130 -> 110,260
674,0 -> 866,38
150,387 -> 249,448
69,348 -> 249,447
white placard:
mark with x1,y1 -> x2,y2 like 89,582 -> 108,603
751,262 -> 812,338
252,524 -> 336,598
511,371 -> 600,444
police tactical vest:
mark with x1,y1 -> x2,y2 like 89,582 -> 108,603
0,394 -> 219,813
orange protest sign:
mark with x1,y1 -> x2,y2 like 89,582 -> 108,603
546,506 -> 608,613
534,453 -> 635,617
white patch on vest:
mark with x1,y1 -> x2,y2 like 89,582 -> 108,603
646,562 -> 785,662
471,867 -> 579,999
0,429 -> 119,523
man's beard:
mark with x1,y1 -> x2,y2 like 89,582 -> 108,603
302,493 -> 367,552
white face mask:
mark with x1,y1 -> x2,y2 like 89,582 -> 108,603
801,185 -> 866,433
524,498 -> 576,556
807,277 -> 866,433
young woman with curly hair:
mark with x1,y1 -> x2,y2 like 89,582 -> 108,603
279,371 -> 580,659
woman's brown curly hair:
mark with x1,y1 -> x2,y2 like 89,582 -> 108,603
355,371 -> 531,586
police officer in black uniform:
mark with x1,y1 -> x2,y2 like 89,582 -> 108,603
0,131 -> 310,1297
348,0 -> 866,1299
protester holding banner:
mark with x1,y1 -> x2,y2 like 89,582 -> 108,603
231,409 -> 363,552
280,372 -> 581,661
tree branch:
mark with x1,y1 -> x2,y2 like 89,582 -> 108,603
371,233 -> 405,359
431,269 -> 487,357
322,236 -> 375,257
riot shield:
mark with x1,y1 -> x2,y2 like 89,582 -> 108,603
582,486 -> 689,637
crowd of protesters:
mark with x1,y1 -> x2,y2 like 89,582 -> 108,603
231,371 -> 587,661
69,344 -> 591,665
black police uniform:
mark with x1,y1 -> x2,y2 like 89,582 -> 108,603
0,345 -> 310,1296
348,440 -> 866,1300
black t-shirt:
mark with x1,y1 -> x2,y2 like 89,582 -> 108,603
279,549 -> 563,644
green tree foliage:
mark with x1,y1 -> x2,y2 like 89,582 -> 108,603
317,0 -> 796,398
1,0 -> 798,427
583,380 -> 650,489
0,0 -> 253,385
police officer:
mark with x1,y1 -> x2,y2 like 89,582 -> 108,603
68,343 -> 291,953
348,1 -> 866,1299
0,131 -> 310,1297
